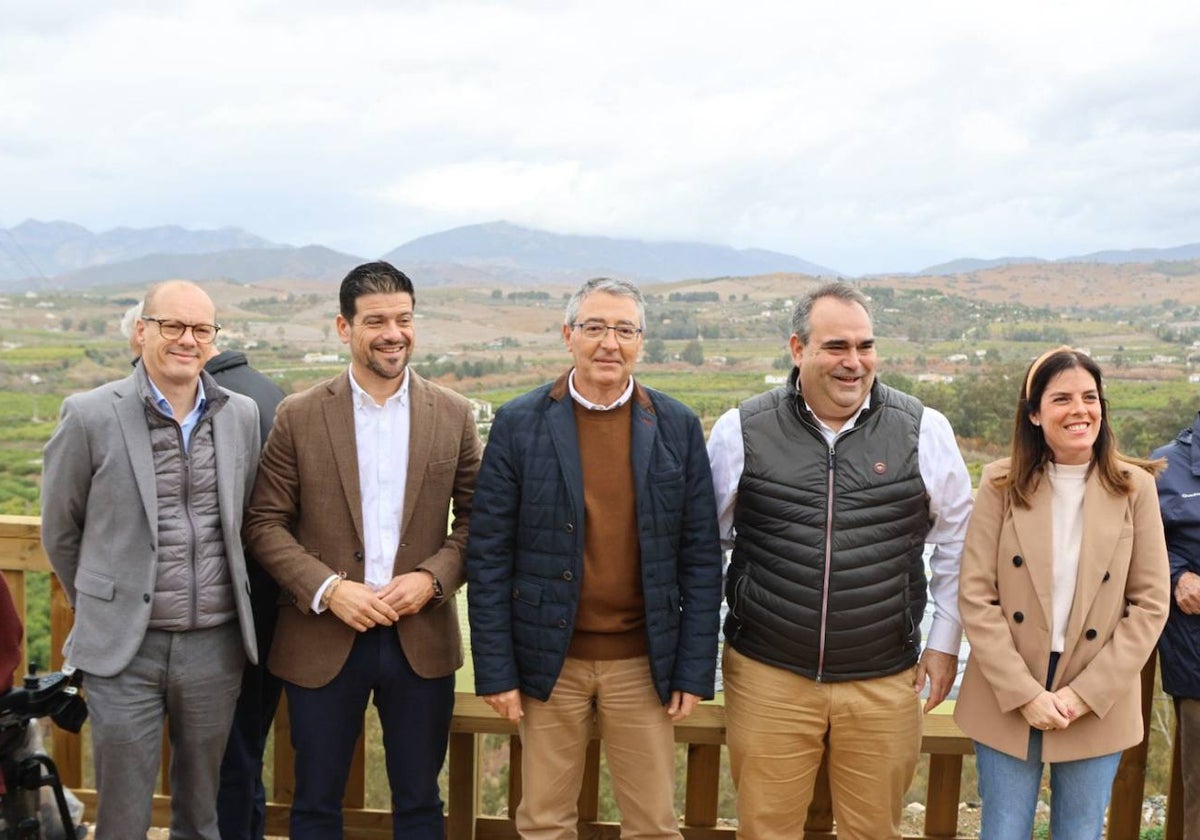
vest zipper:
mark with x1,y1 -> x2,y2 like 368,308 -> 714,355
816,443 -> 836,681
180,425 -> 199,630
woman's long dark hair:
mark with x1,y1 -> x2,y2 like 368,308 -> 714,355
995,346 -> 1162,508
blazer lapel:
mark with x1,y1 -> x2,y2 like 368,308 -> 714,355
1064,470 -> 1127,646
400,372 -> 434,541
1010,476 -> 1055,629
211,403 -> 239,550
115,384 -> 158,538
323,373 -> 365,546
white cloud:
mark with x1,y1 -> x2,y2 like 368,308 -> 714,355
3,0 -> 1200,274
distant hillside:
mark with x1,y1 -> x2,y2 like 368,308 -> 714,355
20,245 -> 365,290
382,221 -> 841,281
919,243 -> 1200,276
918,256 -> 1047,275
0,219 -> 281,280
1064,242 -> 1200,264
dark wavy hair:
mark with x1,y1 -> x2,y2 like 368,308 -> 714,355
996,346 -> 1162,508
339,261 -> 415,321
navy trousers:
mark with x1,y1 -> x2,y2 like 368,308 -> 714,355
284,625 -> 455,840
217,564 -> 283,840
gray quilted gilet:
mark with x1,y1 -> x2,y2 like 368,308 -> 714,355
140,374 -> 236,631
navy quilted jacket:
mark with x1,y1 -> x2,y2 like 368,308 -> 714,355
466,373 -> 723,703
1154,413 -> 1200,699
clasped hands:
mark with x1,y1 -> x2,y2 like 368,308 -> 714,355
327,571 -> 437,632
1019,685 -> 1092,731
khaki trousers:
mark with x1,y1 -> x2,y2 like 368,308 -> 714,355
723,646 -> 922,840
515,656 -> 680,840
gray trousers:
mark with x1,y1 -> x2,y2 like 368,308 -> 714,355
84,623 -> 244,840
1181,697 -> 1200,840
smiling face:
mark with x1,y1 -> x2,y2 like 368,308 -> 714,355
336,291 -> 415,399
563,291 -> 643,405
1030,365 -> 1102,465
791,297 -> 876,430
137,282 -> 215,393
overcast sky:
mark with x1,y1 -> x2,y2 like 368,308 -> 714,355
3,0 -> 1199,275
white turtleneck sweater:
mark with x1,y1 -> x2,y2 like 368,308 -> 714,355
1048,461 -> 1089,652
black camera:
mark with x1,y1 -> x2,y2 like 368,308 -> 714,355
0,666 -> 88,839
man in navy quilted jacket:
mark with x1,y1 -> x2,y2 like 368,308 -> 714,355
467,277 -> 723,839
1154,412 -> 1200,840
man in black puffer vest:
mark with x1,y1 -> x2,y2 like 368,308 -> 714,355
706,282 -> 973,840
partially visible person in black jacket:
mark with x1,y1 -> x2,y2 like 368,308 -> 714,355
204,343 -> 286,840
1154,411 -> 1200,840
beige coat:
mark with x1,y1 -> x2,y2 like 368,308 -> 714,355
954,458 -> 1169,762
244,370 -> 482,688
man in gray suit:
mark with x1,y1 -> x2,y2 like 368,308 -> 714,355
41,280 -> 262,840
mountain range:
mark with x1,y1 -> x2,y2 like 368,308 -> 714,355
2,218 -> 1198,291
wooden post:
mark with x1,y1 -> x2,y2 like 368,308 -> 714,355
49,573 -> 83,790
684,743 -> 722,827
1165,700 -> 1184,840
1108,653 -> 1158,837
446,730 -> 479,840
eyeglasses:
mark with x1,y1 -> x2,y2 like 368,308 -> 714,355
141,316 -> 221,344
571,322 -> 644,343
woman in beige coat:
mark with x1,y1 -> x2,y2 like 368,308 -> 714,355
955,347 -> 1169,840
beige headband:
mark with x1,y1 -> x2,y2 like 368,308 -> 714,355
1024,345 -> 1075,398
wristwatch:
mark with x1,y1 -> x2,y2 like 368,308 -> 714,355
428,573 -> 444,600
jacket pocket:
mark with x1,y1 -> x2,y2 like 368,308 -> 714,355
511,580 -> 543,623
75,568 -> 116,601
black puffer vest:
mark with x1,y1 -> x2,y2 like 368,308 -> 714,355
725,376 -> 930,681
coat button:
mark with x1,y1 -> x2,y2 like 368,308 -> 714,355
1012,556 -> 1024,567
1102,571 -> 1111,582
512,588 -> 520,599
1013,611 -> 1024,623
1085,628 -> 1098,640
562,571 -> 574,581
354,551 -> 364,561
557,619 -> 567,629
565,523 -> 574,534
143,593 -> 151,603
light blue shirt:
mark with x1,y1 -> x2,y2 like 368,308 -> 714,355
146,375 -> 208,453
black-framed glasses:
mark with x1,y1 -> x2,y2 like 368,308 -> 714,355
141,316 -> 221,344
571,322 -> 644,343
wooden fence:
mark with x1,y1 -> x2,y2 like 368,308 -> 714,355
0,514 -> 1187,839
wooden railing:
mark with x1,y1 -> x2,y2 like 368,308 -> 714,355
1,514 -> 1186,839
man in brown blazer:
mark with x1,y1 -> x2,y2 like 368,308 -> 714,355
245,261 -> 482,840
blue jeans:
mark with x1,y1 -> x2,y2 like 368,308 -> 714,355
975,729 -> 1122,840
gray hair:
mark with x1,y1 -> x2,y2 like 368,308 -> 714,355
119,301 -> 144,338
791,282 -> 871,343
563,277 -> 646,329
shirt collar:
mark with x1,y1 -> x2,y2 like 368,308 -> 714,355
145,373 -> 206,419
567,369 -> 635,411
348,365 -> 409,409
795,369 -> 871,436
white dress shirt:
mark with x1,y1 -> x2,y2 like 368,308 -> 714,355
313,367 -> 411,611
567,369 -> 634,410
706,385 -> 974,656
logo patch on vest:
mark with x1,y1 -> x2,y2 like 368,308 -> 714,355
873,461 -> 887,475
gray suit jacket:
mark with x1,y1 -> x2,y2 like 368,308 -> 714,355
41,368 -> 262,677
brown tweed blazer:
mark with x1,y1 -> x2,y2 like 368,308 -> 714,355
245,369 -> 482,688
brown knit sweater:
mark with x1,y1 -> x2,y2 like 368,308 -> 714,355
567,399 -> 647,660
